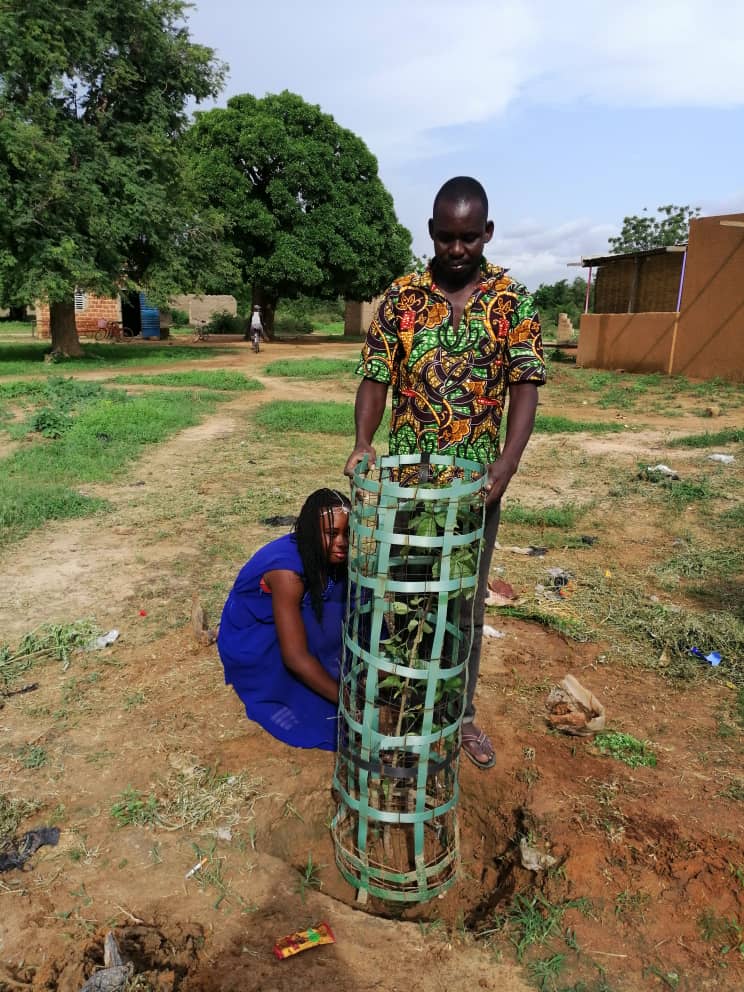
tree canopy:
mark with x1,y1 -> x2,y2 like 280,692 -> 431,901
608,205 -> 701,254
0,0 -> 232,353
184,91 -> 412,325
532,277 -> 588,327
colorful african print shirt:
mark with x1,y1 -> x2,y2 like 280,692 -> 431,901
356,262 -> 546,466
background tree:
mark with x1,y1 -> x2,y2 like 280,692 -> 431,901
532,276 -> 589,328
609,205 -> 701,254
0,0 -> 232,356
185,91 -> 412,333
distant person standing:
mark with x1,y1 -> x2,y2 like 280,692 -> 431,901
344,176 -> 546,770
247,305 -> 265,351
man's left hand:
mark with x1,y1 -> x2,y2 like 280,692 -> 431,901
484,457 -> 517,506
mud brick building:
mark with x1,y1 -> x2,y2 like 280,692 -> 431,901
577,213 -> 744,381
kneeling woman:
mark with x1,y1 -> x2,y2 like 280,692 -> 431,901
218,489 -> 350,751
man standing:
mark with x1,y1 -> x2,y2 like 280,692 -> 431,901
343,176 -> 545,770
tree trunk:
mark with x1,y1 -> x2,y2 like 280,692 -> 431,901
50,299 -> 83,357
252,288 -> 277,339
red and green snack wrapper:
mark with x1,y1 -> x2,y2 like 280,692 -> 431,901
273,921 -> 336,960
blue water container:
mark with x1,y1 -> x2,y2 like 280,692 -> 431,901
139,292 -> 160,339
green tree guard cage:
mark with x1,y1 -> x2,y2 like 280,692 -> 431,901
332,453 -> 486,903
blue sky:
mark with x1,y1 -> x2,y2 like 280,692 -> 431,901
187,0 -> 744,290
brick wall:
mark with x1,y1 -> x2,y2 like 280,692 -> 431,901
35,295 -> 122,338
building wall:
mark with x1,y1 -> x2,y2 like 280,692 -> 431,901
344,298 -> 382,337
671,214 -> 744,380
594,253 -> 683,314
579,213 -> 744,381
35,295 -> 122,338
169,294 -> 237,323
577,313 -> 679,372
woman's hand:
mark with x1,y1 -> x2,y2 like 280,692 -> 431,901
264,569 -> 339,703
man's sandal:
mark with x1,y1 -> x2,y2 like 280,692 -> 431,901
461,725 -> 496,770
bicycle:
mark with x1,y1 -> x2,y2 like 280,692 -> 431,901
192,320 -> 209,342
251,327 -> 261,353
94,319 -> 135,342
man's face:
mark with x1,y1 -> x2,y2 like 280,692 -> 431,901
428,198 -> 494,286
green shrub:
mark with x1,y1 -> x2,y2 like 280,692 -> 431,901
169,308 -> 189,326
274,315 -> 314,335
30,407 -> 74,438
206,311 -> 247,335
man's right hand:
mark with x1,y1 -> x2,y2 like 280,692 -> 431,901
343,443 -> 377,479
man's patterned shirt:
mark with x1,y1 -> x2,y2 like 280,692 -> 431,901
357,262 -> 546,466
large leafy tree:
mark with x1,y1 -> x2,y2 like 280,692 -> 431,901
609,205 -> 701,254
0,0 -> 231,356
185,91 -> 412,331
533,277 -> 589,326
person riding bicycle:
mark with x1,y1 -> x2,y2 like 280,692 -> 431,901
247,305 -> 265,350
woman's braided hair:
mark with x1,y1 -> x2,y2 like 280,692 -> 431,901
294,488 -> 350,622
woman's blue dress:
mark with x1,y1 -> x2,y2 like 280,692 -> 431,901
217,533 -> 345,751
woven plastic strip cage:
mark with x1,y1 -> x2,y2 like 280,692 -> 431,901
332,453 -> 485,903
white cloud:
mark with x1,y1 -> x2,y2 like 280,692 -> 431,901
190,1 -> 744,160
486,218 -> 617,288
185,1 -> 744,286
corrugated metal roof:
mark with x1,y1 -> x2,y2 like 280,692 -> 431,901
576,244 -> 687,267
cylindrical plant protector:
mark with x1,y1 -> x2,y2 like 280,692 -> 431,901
332,454 -> 485,902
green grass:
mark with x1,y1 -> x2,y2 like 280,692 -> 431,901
0,388 -> 226,545
6,389 -> 223,484
0,320 -> 35,336
294,852 -> 325,902
496,605 -> 591,641
254,400 -> 622,441
0,794 -> 41,838
594,731 -> 657,768
263,358 -> 358,378
662,479 -> 714,509
0,341 -> 238,376
533,414 -> 624,435
656,547 -> 744,581
17,745 -> 48,769
668,427 -> 743,448
529,953 -> 566,990
253,399 -> 390,437
597,386 -> 641,410
720,781 -> 744,802
0,480 -> 108,545
584,371 -> 618,391
501,502 -> 583,529
311,320 -> 345,335
488,891 -> 591,962
597,592 -> 744,680
110,786 -> 159,827
110,370 -> 263,391
697,909 -> 744,953
720,504 -> 744,528
0,377 -> 108,439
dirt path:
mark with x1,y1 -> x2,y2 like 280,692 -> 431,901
0,361 -> 355,641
